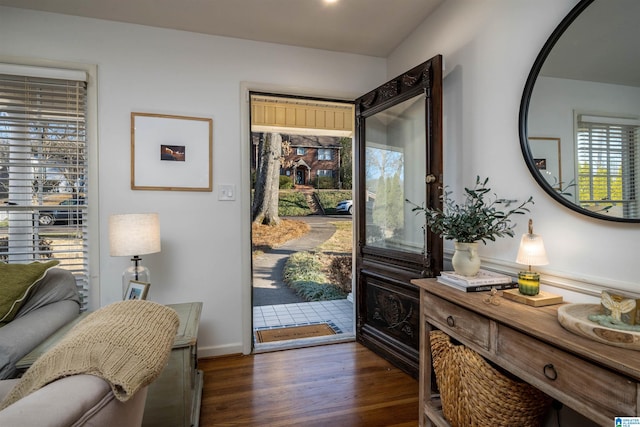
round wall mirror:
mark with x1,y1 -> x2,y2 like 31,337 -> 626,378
519,0 -> 640,222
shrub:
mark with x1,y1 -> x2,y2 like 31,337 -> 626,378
328,255 -> 352,294
283,252 -> 326,283
316,176 -> 335,189
279,175 -> 293,189
290,281 -> 347,301
278,191 -> 313,216
283,251 -> 348,301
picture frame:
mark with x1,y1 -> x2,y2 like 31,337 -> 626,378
528,137 -> 562,190
124,280 -> 150,301
131,112 -> 213,191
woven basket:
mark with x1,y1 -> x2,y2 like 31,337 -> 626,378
430,330 -> 552,427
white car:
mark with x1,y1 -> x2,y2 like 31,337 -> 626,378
336,199 -> 353,215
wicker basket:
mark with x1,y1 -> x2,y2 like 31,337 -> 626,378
430,330 -> 552,427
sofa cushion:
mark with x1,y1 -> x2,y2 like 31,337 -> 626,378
0,260 -> 60,326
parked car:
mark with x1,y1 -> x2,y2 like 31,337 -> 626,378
336,199 -> 353,215
37,197 -> 85,226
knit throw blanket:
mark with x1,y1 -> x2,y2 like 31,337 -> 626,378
0,300 -> 179,410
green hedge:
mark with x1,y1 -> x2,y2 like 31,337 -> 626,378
283,252 -> 348,301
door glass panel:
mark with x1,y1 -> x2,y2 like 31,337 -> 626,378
364,94 -> 426,253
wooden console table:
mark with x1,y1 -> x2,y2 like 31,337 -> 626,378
17,302 -> 203,427
412,279 -> 640,427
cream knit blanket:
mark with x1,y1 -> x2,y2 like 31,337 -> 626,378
0,300 -> 179,409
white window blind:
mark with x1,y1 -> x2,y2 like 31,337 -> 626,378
0,71 -> 89,308
577,114 -> 640,218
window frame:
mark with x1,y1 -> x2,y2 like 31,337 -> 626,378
317,148 -> 333,161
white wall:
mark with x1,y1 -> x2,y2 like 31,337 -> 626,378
0,6 -> 387,356
388,0 -> 640,303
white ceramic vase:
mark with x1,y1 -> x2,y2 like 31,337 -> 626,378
451,241 -> 481,276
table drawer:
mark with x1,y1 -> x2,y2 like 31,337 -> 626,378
497,325 -> 637,418
424,293 -> 490,350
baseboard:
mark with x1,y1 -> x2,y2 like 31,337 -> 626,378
198,342 -> 244,358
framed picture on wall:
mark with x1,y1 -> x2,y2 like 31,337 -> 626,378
528,137 -> 562,190
131,112 -> 213,191
124,280 -> 150,301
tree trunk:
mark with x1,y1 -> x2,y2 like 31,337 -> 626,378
252,132 -> 281,225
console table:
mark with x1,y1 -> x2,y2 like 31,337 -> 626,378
412,279 -> 640,427
17,301 -> 203,427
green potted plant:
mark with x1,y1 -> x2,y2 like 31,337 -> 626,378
407,176 -> 533,276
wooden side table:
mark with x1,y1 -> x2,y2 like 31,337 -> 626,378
16,302 -> 203,427
143,302 -> 203,427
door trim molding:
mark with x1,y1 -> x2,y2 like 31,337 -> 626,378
240,82 -> 356,355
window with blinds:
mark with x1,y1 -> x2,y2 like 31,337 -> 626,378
0,71 -> 89,308
576,114 -> 640,218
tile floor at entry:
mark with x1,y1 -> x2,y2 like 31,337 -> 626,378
253,299 -> 354,351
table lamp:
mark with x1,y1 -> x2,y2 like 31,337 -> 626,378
109,213 -> 161,298
515,219 -> 548,296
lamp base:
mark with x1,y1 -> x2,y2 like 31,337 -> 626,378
122,257 -> 150,299
518,271 -> 540,296
502,288 -> 563,307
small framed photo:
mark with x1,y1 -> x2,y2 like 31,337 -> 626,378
125,280 -> 150,300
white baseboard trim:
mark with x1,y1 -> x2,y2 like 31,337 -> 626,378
198,343 -> 244,359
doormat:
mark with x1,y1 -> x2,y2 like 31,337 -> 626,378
255,322 -> 338,343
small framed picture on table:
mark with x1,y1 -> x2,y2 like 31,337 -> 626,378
125,280 -> 150,300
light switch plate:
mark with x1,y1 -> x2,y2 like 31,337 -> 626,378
218,184 -> 236,201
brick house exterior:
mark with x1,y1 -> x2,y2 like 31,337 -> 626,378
251,133 -> 342,187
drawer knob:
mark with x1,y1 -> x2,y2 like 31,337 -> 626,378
446,316 -> 455,327
543,364 -> 558,381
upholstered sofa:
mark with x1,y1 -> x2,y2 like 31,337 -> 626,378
0,299 -> 179,427
0,263 -> 81,379
0,375 -> 149,427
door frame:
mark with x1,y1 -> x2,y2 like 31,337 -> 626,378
240,82 -> 358,355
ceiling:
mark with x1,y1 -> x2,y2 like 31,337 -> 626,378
0,0 -> 444,58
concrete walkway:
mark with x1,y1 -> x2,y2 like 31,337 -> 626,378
252,215 -> 350,306
252,214 -> 354,349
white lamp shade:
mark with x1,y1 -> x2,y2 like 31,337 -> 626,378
516,233 -> 549,266
109,213 -> 161,256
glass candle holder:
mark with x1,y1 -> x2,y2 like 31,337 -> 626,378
518,271 -> 540,296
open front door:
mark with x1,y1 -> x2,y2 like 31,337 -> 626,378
354,56 -> 443,377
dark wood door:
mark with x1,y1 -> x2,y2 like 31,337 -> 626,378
354,56 -> 443,377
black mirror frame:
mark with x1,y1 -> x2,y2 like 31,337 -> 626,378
518,0 -> 640,223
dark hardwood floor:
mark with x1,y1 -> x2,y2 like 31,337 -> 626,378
198,342 -> 419,426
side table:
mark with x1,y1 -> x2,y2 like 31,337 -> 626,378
16,301 -> 203,427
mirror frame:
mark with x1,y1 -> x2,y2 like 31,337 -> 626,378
518,0 -> 640,223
